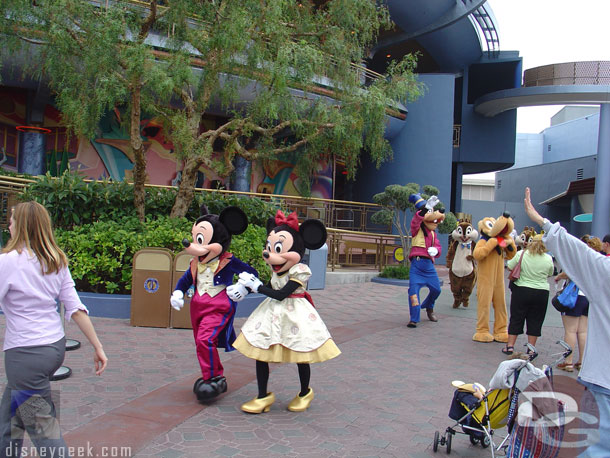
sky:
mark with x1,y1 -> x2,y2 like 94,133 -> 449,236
486,0 -> 610,134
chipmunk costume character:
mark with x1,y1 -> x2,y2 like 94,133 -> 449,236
446,219 -> 478,309
171,205 -> 257,402
515,226 -> 538,251
472,212 -> 517,343
230,210 -> 341,414
406,193 -> 446,328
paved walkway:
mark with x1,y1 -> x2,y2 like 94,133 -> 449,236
0,267 -> 585,458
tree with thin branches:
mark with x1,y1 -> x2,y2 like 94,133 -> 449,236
1,0 -> 424,219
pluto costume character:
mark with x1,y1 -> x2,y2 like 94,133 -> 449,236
472,212 -> 517,343
446,219 -> 478,309
406,194 -> 446,328
171,205 -> 258,401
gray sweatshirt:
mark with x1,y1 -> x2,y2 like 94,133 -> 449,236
542,220 -> 610,391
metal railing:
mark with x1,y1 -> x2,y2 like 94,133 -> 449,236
0,173 -> 390,234
2,174 -> 403,270
453,124 -> 461,148
523,61 -> 610,87
327,228 -> 402,271
470,2 -> 500,58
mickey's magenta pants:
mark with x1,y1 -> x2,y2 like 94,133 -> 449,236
190,290 -> 234,380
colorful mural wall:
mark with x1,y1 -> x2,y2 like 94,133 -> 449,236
0,87 -> 333,199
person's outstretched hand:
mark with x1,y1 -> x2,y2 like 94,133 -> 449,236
94,347 -> 108,376
524,187 -> 545,227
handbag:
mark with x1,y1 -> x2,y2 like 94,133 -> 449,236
508,250 -> 525,282
551,281 -> 579,313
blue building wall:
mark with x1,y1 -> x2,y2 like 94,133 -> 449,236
495,156 -> 597,204
543,113 -> 599,163
458,60 -> 519,173
354,73 -> 455,203
353,73 -> 455,262
494,155 -> 597,237
511,134 -> 543,169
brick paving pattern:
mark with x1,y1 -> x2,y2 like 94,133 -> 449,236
0,267 -> 582,457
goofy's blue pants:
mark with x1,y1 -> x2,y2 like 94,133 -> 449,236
408,256 -> 441,323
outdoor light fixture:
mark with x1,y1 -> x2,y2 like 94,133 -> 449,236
15,125 -> 52,134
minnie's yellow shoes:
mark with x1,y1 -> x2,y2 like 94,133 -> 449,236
241,393 -> 275,414
241,389 -> 314,413
287,388 -> 314,412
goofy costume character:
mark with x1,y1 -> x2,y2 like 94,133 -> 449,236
171,205 -> 257,401
407,194 -> 446,328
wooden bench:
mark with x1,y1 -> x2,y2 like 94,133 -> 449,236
343,240 -> 397,269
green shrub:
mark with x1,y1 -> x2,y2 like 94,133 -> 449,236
55,215 -> 271,294
0,229 -> 8,247
20,172 -> 137,228
193,192 -> 277,227
379,264 -> 409,280
19,171 -> 278,229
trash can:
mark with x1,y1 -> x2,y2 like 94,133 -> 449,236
171,250 -> 194,329
304,243 -> 328,290
130,248 -> 173,327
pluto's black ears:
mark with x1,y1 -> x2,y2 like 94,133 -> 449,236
219,206 -> 248,235
299,219 -> 327,250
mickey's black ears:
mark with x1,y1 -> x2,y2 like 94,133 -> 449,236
219,206 -> 248,235
300,219 -> 327,250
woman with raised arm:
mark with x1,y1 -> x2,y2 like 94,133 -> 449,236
0,202 -> 108,458
524,187 -> 609,458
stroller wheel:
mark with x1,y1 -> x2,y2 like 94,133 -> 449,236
469,434 -> 479,445
433,431 -> 440,452
481,435 -> 491,448
446,433 -> 452,454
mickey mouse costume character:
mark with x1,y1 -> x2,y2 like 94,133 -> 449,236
229,210 -> 341,414
171,205 -> 257,402
406,193 -> 446,328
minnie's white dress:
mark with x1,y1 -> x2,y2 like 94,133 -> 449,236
234,263 -> 340,363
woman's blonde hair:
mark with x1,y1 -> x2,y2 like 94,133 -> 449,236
3,201 -> 68,274
526,236 -> 547,255
581,234 -> 602,252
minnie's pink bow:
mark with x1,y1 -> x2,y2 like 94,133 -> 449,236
275,210 -> 299,231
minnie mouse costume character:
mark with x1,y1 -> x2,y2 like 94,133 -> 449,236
229,210 -> 341,414
171,205 -> 257,402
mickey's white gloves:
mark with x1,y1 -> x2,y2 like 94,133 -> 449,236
170,290 -> 184,310
227,283 -> 248,302
425,195 -> 440,211
238,272 -> 263,293
427,247 -> 439,257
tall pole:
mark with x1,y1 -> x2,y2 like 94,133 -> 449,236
592,103 -> 610,238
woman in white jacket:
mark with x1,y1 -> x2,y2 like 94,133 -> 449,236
524,187 -> 609,458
